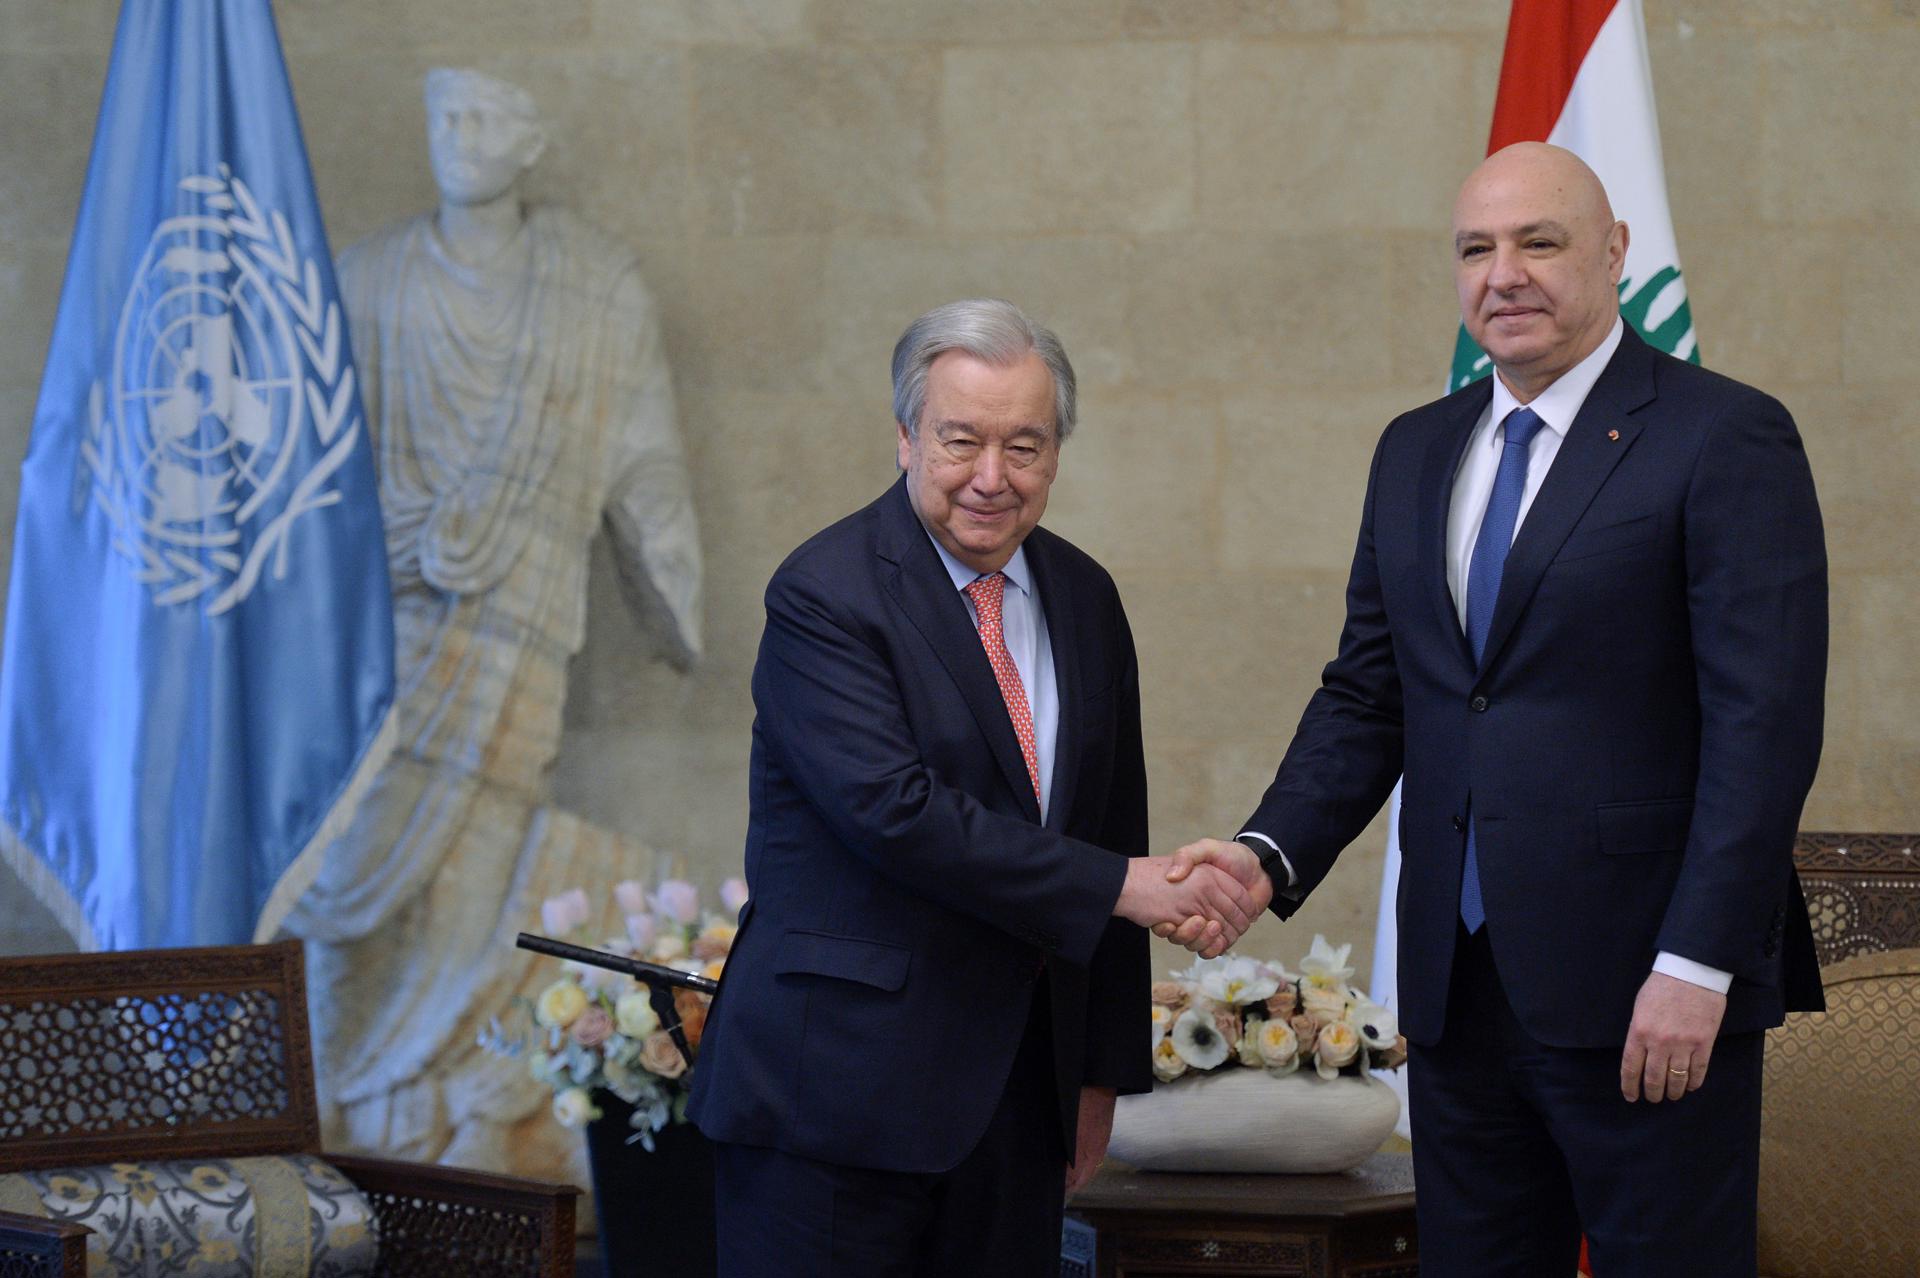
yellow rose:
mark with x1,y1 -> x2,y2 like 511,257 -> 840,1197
692,924 -> 737,961
535,979 -> 589,1029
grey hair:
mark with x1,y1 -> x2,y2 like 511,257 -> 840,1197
890,299 -> 1078,442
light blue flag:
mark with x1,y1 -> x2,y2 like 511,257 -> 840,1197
0,0 -> 395,950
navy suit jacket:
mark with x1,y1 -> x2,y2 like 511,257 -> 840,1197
689,478 -> 1152,1173
1247,329 -> 1828,1049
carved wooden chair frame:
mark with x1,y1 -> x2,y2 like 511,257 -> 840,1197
0,940 -> 576,1278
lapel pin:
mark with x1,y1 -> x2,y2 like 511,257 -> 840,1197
1607,429 -> 1620,441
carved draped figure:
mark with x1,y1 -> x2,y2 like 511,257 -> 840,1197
283,206 -> 700,1180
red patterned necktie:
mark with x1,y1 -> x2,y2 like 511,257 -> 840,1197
963,572 -> 1041,804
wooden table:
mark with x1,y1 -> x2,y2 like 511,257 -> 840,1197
1063,1152 -> 1418,1277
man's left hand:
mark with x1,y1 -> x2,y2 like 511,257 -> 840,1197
1065,1086 -> 1117,1194
1619,971 -> 1727,1103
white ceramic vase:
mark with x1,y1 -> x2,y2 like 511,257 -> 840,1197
1107,1067 -> 1401,1174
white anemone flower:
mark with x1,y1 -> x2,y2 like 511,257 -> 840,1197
1170,1007 -> 1231,1070
1195,956 -> 1282,1007
1299,934 -> 1356,991
1347,998 -> 1399,1050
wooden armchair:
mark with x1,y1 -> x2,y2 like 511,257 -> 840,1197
0,941 -> 577,1278
1759,833 -> 1920,1278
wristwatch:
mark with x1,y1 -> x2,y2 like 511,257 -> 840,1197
1241,837 -> 1288,883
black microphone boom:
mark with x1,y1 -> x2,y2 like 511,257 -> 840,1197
515,931 -> 719,1070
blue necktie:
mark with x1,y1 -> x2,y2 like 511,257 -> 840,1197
1459,406 -> 1546,933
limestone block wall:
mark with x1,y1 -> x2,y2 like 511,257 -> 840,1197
1,0 -> 1915,991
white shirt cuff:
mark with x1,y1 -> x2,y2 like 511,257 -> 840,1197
1234,831 -> 1298,887
1652,951 -> 1733,994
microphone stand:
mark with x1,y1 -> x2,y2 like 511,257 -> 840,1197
516,931 -> 719,1070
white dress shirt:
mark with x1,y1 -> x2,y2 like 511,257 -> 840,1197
1248,318 -> 1730,995
928,534 -> 1059,824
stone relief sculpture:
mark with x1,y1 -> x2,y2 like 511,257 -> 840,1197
283,68 -> 701,1181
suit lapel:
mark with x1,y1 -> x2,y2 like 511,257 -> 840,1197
876,481 -> 1044,824
1476,330 -> 1658,677
1025,532 -> 1080,833
1420,383 -> 1490,670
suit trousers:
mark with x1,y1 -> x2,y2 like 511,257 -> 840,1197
1409,924 -> 1763,1278
711,984 -> 1066,1278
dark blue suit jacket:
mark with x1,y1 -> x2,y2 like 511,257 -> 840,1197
1247,329 -> 1828,1049
689,478 -> 1152,1173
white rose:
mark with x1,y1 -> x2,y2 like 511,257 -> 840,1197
1314,1020 -> 1361,1079
615,990 -> 660,1039
534,979 -> 589,1029
1152,1035 -> 1188,1082
649,932 -> 689,962
1255,1018 -> 1301,1073
551,1087 -> 600,1129
1302,983 -> 1349,1026
1150,1004 -> 1174,1044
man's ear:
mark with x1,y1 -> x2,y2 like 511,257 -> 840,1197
1607,219 -> 1630,285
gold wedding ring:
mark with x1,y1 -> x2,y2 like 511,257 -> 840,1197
1667,1066 -> 1689,1076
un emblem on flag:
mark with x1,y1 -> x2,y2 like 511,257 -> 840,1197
80,165 -> 362,615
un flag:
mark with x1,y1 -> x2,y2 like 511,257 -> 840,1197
0,0 -> 395,949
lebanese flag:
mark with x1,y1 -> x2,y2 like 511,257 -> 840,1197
1447,0 -> 1701,392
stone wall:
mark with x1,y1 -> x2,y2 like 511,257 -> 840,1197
1,0 -> 1915,989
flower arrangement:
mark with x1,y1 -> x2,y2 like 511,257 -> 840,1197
1149,936 -> 1408,1084
481,875 -> 747,1148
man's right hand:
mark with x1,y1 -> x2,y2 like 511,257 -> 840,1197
1154,839 -> 1276,949
1114,856 -> 1258,959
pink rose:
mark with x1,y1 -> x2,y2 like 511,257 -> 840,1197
1150,981 -> 1190,1012
570,1006 -> 614,1048
1289,1013 -> 1319,1057
652,879 -> 700,925
638,1030 -> 688,1080
540,889 -> 591,936
624,913 -> 657,951
720,877 -> 750,916
1265,987 -> 1298,1020
613,880 -> 649,915
1211,1005 -> 1241,1052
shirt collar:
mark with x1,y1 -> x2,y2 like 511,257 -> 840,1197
925,530 -> 1034,600
1486,316 -> 1625,446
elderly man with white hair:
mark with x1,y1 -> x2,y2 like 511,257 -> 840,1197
689,298 -> 1258,1276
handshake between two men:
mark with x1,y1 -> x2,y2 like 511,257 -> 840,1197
1113,838 -> 1273,959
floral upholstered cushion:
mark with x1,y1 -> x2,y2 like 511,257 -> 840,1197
0,1153 -> 378,1277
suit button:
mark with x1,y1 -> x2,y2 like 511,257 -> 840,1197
1452,815 -> 1466,833
1764,940 -> 1780,958
1470,695 -> 1489,713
